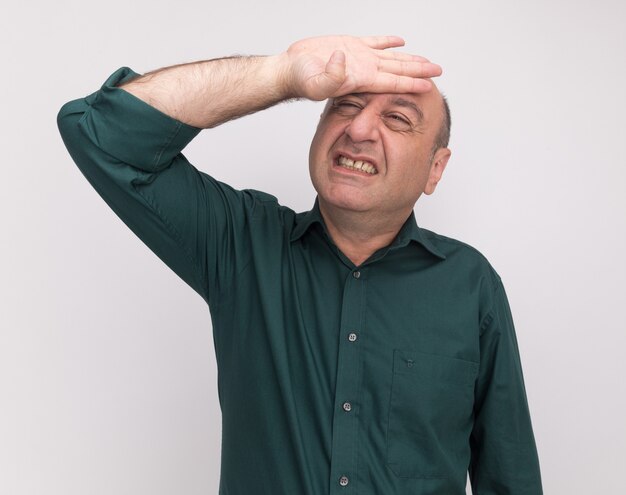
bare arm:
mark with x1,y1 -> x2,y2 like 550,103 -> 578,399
120,35 -> 442,129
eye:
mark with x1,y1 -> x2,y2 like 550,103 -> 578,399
387,113 -> 410,125
332,99 -> 362,115
384,113 -> 412,130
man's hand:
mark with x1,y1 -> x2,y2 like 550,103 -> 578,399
280,35 -> 442,101
120,34 -> 440,129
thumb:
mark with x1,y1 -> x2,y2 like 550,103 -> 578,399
310,50 -> 346,100
325,50 -> 346,82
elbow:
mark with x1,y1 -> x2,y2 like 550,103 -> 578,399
57,99 -> 85,143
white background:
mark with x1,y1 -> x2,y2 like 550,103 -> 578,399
1,0 -> 625,493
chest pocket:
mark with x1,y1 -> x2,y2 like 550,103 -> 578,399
386,349 -> 478,479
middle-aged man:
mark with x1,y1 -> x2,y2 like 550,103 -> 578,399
58,35 -> 542,494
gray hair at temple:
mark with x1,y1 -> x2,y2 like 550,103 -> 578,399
431,94 -> 451,159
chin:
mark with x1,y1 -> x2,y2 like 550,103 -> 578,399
319,189 -> 375,213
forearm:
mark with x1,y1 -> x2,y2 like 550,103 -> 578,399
470,281 -> 542,493
120,54 -> 292,129
117,35 -> 443,130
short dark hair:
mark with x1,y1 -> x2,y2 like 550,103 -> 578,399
431,94 -> 451,157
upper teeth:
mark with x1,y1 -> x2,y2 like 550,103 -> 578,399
338,155 -> 377,174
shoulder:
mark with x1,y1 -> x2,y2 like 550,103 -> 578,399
419,227 -> 502,288
242,188 -> 279,205
420,228 -> 508,328
236,188 -> 301,232
241,188 -> 294,217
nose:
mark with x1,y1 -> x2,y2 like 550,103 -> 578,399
344,108 -> 379,143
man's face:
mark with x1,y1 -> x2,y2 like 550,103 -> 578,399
308,89 -> 450,220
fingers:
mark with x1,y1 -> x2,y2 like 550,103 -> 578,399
287,35 -> 441,99
361,37 -> 441,92
376,50 -> 431,63
377,59 -> 442,79
360,35 -> 406,49
360,35 -> 434,65
369,73 -> 435,94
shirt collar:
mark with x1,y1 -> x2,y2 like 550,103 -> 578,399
290,198 -> 327,241
290,199 -> 446,260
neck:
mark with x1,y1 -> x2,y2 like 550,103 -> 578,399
318,200 -> 412,266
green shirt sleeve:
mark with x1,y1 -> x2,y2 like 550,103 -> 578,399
470,280 -> 543,494
57,67 -> 254,304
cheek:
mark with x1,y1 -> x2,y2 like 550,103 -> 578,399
393,151 -> 433,191
313,115 -> 347,146
310,124 -> 346,172
310,125 -> 331,160
308,133 -> 330,187
393,148 -> 424,175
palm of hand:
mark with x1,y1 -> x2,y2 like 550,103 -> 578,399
284,35 -> 440,101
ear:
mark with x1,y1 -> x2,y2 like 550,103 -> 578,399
424,148 -> 451,195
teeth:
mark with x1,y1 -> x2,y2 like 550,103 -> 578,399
337,155 -> 377,174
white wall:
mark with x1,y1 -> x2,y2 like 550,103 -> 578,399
1,0 -> 625,493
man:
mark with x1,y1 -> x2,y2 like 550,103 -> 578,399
58,35 -> 542,494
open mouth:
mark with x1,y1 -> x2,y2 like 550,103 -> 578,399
335,155 -> 378,175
